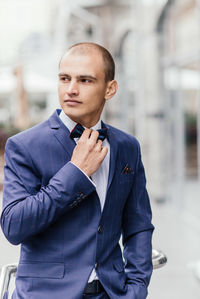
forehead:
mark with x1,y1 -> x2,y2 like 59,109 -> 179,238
59,51 -> 105,77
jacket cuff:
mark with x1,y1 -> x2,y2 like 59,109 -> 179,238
49,161 -> 96,208
70,162 -> 96,187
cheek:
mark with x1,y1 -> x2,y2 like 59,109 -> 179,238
58,85 -> 65,98
85,88 -> 106,103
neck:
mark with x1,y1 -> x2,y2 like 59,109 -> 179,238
69,116 -> 100,128
81,120 -> 99,128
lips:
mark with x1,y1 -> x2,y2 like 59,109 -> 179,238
64,99 -> 82,106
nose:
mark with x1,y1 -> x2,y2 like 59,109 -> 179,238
67,80 -> 79,96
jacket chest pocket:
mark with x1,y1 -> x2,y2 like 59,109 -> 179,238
119,172 -> 134,185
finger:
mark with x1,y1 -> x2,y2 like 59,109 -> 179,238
79,128 -> 92,141
95,139 -> 103,151
89,130 -> 99,143
100,146 -> 108,157
97,139 -> 103,146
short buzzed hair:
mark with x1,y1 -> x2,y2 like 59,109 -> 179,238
61,42 -> 115,82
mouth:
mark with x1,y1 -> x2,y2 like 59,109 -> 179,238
64,99 -> 82,106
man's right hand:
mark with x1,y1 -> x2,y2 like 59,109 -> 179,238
71,128 -> 108,177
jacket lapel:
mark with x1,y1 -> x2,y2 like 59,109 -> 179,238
103,123 -> 119,193
99,123 -> 119,218
49,110 -> 76,159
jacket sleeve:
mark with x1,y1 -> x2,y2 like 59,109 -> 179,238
122,141 -> 154,299
1,137 -> 96,245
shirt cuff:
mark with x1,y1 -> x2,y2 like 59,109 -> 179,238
70,162 -> 96,187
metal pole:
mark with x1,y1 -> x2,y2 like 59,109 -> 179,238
195,0 -> 200,181
173,65 -> 185,208
0,264 -> 17,299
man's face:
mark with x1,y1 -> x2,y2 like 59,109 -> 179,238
58,50 -> 109,127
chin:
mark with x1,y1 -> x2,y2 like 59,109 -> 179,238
62,110 -> 82,123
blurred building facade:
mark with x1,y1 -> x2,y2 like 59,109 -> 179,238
157,0 -> 200,211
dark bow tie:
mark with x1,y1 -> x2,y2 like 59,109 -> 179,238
70,123 -> 108,141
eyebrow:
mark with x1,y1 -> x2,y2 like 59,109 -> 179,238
58,73 -> 97,81
79,75 -> 97,81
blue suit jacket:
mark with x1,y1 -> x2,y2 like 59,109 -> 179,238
1,110 -> 154,299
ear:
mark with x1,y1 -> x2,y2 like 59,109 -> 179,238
105,80 -> 118,101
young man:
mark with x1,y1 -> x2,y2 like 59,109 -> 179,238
1,43 -> 154,299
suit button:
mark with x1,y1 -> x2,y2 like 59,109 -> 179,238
95,262 -> 98,269
98,226 -> 103,233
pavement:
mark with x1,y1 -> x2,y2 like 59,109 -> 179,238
149,182 -> 200,299
0,181 -> 200,298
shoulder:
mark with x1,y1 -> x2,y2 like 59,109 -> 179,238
5,110 -> 63,158
6,119 -> 50,147
7,109 -> 62,146
106,123 -> 140,149
5,108 -> 60,156
106,124 -> 142,170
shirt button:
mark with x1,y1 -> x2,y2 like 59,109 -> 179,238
98,226 -> 103,233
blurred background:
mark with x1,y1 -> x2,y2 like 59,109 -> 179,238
0,0 -> 200,298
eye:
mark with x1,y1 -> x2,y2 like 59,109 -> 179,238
81,78 -> 92,83
60,77 -> 70,82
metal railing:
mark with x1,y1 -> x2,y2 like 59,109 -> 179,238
0,263 -> 17,299
0,249 -> 167,299
152,249 -> 167,269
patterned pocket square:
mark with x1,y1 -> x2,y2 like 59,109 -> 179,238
122,164 -> 133,174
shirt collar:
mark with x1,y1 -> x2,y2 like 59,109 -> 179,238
59,110 -> 102,132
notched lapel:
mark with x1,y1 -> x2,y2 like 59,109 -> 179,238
106,127 -> 119,192
53,127 -> 76,159
49,109 -> 76,159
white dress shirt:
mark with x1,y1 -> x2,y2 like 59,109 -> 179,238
59,110 -> 110,282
